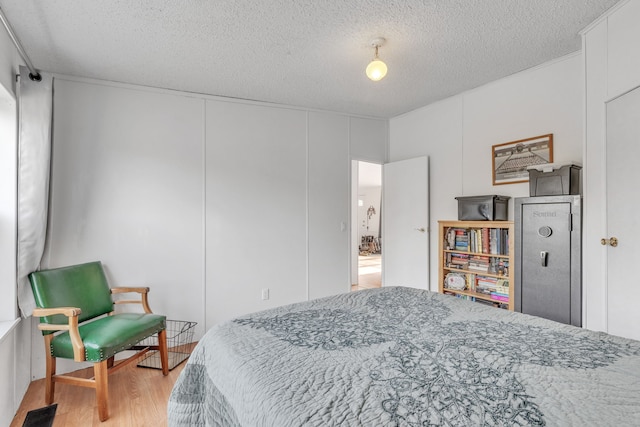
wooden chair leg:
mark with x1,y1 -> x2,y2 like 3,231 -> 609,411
94,360 -> 109,421
43,335 -> 56,405
107,355 -> 115,369
158,329 -> 169,376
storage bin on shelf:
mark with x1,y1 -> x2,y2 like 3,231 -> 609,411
455,195 -> 510,221
527,163 -> 581,196
137,319 -> 197,370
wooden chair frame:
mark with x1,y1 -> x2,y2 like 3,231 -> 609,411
32,286 -> 169,422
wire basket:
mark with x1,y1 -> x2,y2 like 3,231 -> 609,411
137,319 -> 197,370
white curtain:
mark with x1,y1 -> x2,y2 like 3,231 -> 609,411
16,65 -> 53,317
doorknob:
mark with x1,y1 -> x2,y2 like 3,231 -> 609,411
601,237 -> 618,247
415,227 -> 426,233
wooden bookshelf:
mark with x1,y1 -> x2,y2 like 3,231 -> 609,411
438,220 -> 515,311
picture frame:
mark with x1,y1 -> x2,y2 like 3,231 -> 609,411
492,134 -> 553,185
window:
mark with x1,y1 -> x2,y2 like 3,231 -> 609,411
0,83 -> 17,321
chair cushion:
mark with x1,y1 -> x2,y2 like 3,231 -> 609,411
50,313 -> 166,362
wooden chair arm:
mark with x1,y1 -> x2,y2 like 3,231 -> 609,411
33,307 -> 82,318
32,307 -> 85,362
111,286 -> 150,295
110,286 -> 153,313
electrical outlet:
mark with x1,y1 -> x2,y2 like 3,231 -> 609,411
261,288 -> 269,300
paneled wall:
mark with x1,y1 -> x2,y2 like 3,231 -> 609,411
308,112 -> 350,301
38,76 -> 386,377
46,79 -> 206,333
205,101 -> 308,326
606,1 -> 640,98
389,54 -> 584,291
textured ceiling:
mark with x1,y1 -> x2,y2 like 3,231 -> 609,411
0,0 -> 619,118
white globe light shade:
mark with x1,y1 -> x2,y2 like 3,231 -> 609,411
366,59 -> 387,81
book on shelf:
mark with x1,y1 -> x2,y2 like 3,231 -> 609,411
466,273 -> 476,291
440,220 -> 513,311
477,276 -> 497,284
453,229 -> 470,251
496,278 -> 509,287
468,254 -> 490,272
482,228 -> 510,256
448,253 -> 469,269
447,227 -> 510,256
494,285 -> 509,295
489,229 -> 497,254
445,228 -> 455,250
469,229 -> 486,254
474,298 -> 507,309
445,226 -> 509,257
482,228 -> 490,254
475,275 -> 504,295
490,292 -> 509,302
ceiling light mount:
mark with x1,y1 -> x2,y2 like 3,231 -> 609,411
370,37 -> 386,49
366,37 -> 388,82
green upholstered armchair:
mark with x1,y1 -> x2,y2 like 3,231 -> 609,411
29,261 -> 169,422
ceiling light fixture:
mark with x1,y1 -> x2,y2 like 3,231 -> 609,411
366,37 -> 387,82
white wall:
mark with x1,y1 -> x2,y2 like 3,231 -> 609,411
606,0 -> 640,99
308,112 -> 350,300
205,101 -> 308,326
390,53 -> 584,291
39,76 -> 386,377
37,79 -> 206,377
47,79 -> 206,326
350,117 -> 388,163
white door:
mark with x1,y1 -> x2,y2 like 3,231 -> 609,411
606,86 -> 640,340
382,156 -> 429,289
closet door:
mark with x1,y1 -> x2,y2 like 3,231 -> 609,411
606,86 -> 640,340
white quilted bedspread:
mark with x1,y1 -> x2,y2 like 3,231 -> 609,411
168,287 -> 640,426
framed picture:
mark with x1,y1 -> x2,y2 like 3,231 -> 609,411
492,134 -> 553,185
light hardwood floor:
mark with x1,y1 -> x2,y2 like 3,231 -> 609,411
352,254 -> 381,291
15,258 -> 379,426
11,354 -> 189,427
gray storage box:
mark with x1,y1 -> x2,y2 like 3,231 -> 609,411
455,195 -> 510,221
528,164 -> 581,196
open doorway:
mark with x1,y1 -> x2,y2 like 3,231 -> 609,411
351,160 -> 382,291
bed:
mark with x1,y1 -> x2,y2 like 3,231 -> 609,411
168,286 -> 640,426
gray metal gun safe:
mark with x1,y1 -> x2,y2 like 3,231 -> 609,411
514,195 -> 581,326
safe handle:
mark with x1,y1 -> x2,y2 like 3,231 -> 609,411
540,251 -> 548,267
